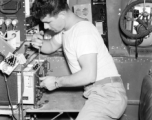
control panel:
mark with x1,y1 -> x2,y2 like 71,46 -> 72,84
0,0 -> 26,52
91,0 -> 108,47
17,59 -> 46,105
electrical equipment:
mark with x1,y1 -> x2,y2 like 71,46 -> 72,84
0,0 -> 26,106
0,52 -> 26,75
0,53 -> 19,75
91,0 -> 108,47
16,60 -> 42,105
17,71 -> 37,104
119,1 -> 152,46
0,0 -> 47,118
0,0 -> 26,53
17,59 -> 47,105
0,59 -> 46,106
0,53 -> 22,75
0,18 -> 20,49
126,5 -> 152,47
118,0 -> 152,58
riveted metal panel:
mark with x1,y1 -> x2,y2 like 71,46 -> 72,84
107,0 -> 129,56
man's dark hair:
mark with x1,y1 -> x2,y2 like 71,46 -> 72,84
31,0 -> 69,19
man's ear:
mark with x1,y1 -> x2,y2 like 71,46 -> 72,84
58,11 -> 66,19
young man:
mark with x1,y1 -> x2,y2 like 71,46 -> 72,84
31,0 -> 127,120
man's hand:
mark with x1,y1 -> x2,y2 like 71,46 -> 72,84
31,31 -> 44,49
39,76 -> 58,91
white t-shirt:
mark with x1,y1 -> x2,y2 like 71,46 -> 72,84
54,21 -> 120,81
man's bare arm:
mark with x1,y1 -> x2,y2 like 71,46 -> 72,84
32,31 -> 62,54
57,53 -> 97,87
41,37 -> 62,54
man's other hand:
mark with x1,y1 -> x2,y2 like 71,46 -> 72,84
31,31 -> 44,49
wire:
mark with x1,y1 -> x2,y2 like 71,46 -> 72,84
127,0 -> 143,5
3,74 -> 17,120
0,0 -> 12,6
13,40 -> 27,54
127,0 -> 133,5
38,48 -> 41,63
16,67 -> 25,120
23,52 -> 39,68
20,67 -> 24,120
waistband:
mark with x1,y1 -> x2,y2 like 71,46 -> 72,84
84,76 -> 122,90
94,76 -> 122,86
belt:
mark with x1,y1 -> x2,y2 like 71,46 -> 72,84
84,76 -> 122,90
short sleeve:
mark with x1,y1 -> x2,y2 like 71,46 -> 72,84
76,35 -> 98,58
53,32 -> 63,45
